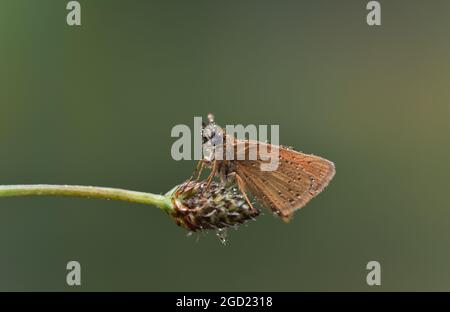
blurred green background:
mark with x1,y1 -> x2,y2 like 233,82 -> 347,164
0,0 -> 449,291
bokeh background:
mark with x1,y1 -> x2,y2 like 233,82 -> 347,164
0,0 -> 449,291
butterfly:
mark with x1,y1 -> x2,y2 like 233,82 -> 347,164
193,114 -> 335,222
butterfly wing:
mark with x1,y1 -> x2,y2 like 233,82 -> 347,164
233,140 -> 335,222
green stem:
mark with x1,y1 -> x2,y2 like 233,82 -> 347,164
0,184 -> 173,212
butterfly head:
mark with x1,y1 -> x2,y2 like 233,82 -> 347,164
201,113 -> 224,161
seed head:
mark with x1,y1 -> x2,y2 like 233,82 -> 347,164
167,180 -> 260,232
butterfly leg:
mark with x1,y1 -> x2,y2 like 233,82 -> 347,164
194,160 -> 205,181
205,160 -> 217,189
181,160 -> 205,192
231,173 -> 257,213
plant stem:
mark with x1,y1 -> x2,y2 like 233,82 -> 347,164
0,184 -> 173,212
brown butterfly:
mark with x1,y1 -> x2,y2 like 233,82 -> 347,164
193,114 -> 335,222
